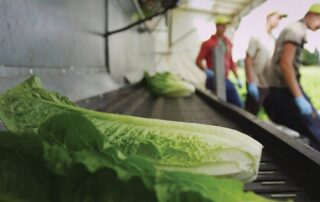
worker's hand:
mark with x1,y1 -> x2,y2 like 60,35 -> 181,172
294,96 -> 313,116
237,79 -> 243,88
247,83 -> 259,101
204,68 -> 214,78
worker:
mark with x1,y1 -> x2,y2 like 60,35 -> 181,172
196,16 -> 243,107
267,3 -> 320,148
244,11 -> 287,115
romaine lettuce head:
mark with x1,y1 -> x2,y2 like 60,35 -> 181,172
0,76 -> 262,182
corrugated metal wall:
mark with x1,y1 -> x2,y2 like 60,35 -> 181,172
0,0 -> 105,70
0,0 -> 156,100
108,0 -> 156,84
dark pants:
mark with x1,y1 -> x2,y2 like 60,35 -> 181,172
245,87 -> 271,115
266,87 -> 320,149
206,77 -> 243,108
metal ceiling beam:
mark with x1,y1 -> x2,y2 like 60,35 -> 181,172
167,10 -> 174,48
178,0 -> 267,27
236,0 -> 266,17
214,0 -> 249,6
176,6 -> 215,15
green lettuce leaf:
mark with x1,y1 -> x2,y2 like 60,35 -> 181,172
0,132 -> 57,202
0,76 -> 263,182
1,112 -> 281,202
144,72 -> 195,97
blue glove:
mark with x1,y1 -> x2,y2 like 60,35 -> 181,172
237,79 -> 243,88
294,96 -> 313,115
204,68 -> 214,78
247,83 -> 259,101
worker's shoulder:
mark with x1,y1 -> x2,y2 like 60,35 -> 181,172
202,37 -> 218,47
283,20 -> 307,35
251,31 -> 274,44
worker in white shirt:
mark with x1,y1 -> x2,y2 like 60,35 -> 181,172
244,11 -> 287,115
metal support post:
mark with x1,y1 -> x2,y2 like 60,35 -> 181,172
213,45 -> 226,100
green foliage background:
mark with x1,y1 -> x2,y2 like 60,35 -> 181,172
301,49 -> 320,66
300,66 -> 320,110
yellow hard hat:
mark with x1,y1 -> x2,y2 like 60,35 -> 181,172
308,3 -> 320,15
215,15 -> 231,25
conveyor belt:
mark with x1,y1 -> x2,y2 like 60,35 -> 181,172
77,85 -> 320,202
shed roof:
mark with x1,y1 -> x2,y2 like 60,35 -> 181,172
178,0 -> 266,24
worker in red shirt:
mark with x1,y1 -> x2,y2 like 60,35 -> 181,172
196,16 -> 243,107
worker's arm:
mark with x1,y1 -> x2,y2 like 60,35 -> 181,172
231,66 -> 239,79
228,44 -> 239,80
244,53 -> 254,83
196,58 -> 214,77
229,63 -> 242,88
195,58 -> 206,70
229,48 -> 242,88
280,42 -> 312,115
280,42 -> 302,97
195,43 -> 208,71
244,53 -> 259,100
245,37 -> 259,84
196,43 -> 214,78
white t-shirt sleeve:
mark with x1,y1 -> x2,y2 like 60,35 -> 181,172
246,37 -> 259,58
283,25 -> 305,45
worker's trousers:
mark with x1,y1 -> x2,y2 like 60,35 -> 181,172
205,77 -> 243,108
266,87 -> 320,150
